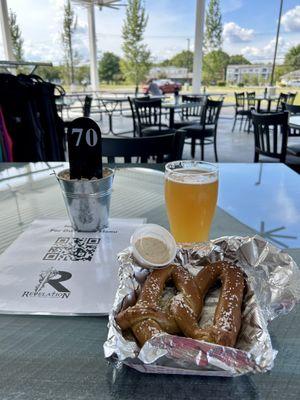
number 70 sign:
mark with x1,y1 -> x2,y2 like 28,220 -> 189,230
67,117 -> 103,179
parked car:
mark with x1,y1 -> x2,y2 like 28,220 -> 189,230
142,79 -> 182,95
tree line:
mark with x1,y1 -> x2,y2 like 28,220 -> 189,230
7,0 -> 300,88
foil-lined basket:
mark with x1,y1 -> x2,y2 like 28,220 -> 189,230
104,235 -> 300,377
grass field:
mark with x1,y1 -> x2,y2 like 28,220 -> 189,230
86,84 -> 300,105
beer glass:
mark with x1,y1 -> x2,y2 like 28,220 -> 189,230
164,161 -> 218,243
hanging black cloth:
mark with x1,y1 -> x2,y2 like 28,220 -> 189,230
0,73 -> 65,161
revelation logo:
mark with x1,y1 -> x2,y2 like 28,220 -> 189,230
22,268 -> 72,299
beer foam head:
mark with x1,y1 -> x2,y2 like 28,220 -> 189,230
166,168 -> 218,185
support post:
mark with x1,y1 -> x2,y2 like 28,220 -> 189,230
192,0 -> 205,93
87,3 -> 99,91
0,0 -> 15,61
270,0 -> 283,86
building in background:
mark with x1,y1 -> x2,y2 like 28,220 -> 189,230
280,70 -> 300,87
148,66 -> 192,84
226,64 -> 272,85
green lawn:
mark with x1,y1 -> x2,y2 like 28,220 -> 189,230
68,83 -> 300,105
99,84 -> 300,105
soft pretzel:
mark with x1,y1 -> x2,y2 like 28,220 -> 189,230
116,264 -> 202,345
115,261 -> 244,348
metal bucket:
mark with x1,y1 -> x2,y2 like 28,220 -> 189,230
56,168 -> 114,232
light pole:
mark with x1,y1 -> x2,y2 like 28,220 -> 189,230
270,0 -> 284,86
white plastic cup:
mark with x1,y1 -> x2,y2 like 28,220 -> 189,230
130,224 -> 177,269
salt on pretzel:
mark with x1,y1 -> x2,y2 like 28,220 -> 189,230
116,264 -> 202,345
115,261 -> 244,348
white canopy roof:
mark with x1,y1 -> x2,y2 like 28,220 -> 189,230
73,0 -> 123,8
0,0 -> 205,92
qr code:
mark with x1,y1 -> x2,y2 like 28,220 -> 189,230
43,237 -> 100,262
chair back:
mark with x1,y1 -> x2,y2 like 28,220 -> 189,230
251,111 -> 288,162
285,103 -> 300,138
127,96 -> 150,137
127,96 -> 150,136
101,131 -> 185,164
133,98 -> 163,135
200,98 -> 223,128
234,92 -> 245,109
246,92 -> 256,109
276,93 -> 288,112
181,95 -> 205,120
127,96 -> 137,136
285,103 -> 300,115
83,95 -> 92,117
287,92 -> 297,105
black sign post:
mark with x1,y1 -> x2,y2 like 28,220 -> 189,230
67,117 -> 103,179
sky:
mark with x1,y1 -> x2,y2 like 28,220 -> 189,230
0,0 -> 300,65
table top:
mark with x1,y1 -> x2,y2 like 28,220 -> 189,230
162,101 -> 202,110
289,116 -> 300,128
100,97 -> 129,103
0,162 -> 300,399
182,92 -> 226,97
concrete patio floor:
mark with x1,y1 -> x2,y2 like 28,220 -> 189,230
65,105 -> 300,167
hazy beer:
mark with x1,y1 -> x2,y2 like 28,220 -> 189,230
165,161 -> 218,243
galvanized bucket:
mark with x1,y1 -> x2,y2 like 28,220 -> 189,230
56,168 -> 114,232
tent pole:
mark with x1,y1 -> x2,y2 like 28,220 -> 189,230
192,0 -> 205,93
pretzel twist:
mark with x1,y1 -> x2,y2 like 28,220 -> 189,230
115,261 -> 244,348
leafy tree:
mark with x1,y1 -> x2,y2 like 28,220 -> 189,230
61,0 -> 77,85
284,44 -> 300,71
121,0 -> 151,94
204,0 -> 223,53
274,64 -> 289,84
168,50 -> 194,72
75,65 -> 90,86
99,52 -> 121,83
202,50 -> 229,84
8,9 -> 24,61
159,59 -> 171,67
37,66 -> 63,83
228,54 -> 251,65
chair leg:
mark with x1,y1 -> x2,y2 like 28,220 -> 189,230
239,116 -> 244,131
254,150 -> 259,163
247,118 -> 252,134
191,138 -> 196,158
214,137 -> 218,162
232,114 -> 237,132
201,138 -> 204,160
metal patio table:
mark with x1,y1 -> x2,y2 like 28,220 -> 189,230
99,97 -> 132,135
289,116 -> 300,130
0,162 -> 300,400
162,101 -> 203,129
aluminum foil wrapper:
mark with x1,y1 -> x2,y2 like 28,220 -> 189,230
104,235 -> 300,377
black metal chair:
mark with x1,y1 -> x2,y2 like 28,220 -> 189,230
82,95 -> 93,117
275,93 -> 289,112
285,103 -> 300,115
173,95 -> 205,129
179,98 -> 223,161
133,98 -> 173,137
101,131 -> 185,164
232,92 -> 249,132
251,111 -> 289,163
63,95 -> 92,131
127,96 -> 149,137
285,103 -> 300,157
246,92 -> 256,132
287,92 -> 297,105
